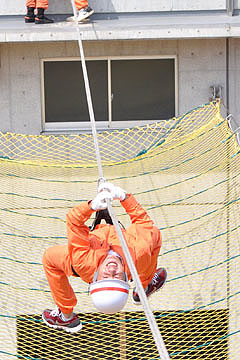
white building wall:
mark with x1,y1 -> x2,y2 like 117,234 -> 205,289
178,38 -> 228,115
1,0 -> 228,16
229,38 -> 240,121
1,38 -> 239,135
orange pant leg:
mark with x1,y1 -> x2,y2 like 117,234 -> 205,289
42,244 -> 77,314
138,227 -> 162,288
26,0 -> 48,9
151,227 -> 162,271
148,227 -> 162,285
75,0 -> 88,10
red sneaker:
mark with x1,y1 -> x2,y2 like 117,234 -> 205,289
42,307 -> 82,333
132,268 -> 167,305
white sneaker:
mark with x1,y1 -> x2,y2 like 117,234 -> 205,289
67,7 -> 94,22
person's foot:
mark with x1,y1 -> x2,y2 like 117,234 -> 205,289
67,7 -> 94,22
35,8 -> 54,24
132,268 -> 167,305
42,307 -> 82,333
25,7 -> 35,23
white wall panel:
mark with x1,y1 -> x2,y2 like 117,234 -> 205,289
1,0 -> 228,16
0,39 -> 234,134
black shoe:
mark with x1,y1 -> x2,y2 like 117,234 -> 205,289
35,15 -> 54,24
25,7 -> 35,23
132,268 -> 167,305
35,8 -> 54,24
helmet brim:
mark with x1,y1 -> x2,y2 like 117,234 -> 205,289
90,279 -> 130,314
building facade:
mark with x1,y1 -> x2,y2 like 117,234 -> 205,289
0,0 -> 239,135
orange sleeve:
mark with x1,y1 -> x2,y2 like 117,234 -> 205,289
120,193 -> 153,228
66,201 -> 94,258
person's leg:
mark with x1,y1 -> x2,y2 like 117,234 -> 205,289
42,244 -> 77,315
36,0 -> 48,9
26,0 -> 36,7
42,244 -> 82,332
70,0 -> 94,22
132,228 -> 166,304
25,0 -> 36,23
74,0 -> 88,10
35,0 -> 54,24
150,227 -> 162,273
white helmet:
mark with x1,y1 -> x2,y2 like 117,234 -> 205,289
89,278 -> 130,314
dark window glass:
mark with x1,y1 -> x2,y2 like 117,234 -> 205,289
111,59 -> 175,121
44,60 -> 108,123
43,58 -> 175,125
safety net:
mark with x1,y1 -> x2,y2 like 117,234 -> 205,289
0,100 -> 239,359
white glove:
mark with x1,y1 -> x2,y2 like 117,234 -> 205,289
98,182 -> 114,193
98,182 -> 126,201
91,190 -> 113,210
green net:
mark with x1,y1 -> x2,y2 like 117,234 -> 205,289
0,101 -> 239,359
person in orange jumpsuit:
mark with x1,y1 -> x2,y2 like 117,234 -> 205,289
25,0 -> 94,24
42,182 -> 167,333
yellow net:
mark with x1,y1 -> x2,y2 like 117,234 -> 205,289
0,101 -> 239,359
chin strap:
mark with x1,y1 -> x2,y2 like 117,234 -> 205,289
89,209 -> 113,231
89,210 -> 126,232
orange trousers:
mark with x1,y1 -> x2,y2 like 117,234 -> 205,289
42,244 -> 77,314
26,0 -> 88,10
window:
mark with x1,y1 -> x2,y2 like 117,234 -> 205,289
41,56 -> 177,132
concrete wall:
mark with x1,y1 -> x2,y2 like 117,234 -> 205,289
1,0 -> 228,16
1,38 -> 238,135
229,38 -> 240,122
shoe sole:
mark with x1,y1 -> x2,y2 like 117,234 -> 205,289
35,20 -> 54,24
132,298 -> 141,305
66,16 -> 90,23
25,18 -> 35,23
42,314 -> 83,333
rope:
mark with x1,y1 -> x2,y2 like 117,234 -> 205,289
70,0 -> 104,179
69,2 -> 170,358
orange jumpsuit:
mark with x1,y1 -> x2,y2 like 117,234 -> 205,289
42,194 -> 161,314
26,0 -> 88,10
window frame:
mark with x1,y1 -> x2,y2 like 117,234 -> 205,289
41,55 -> 178,133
